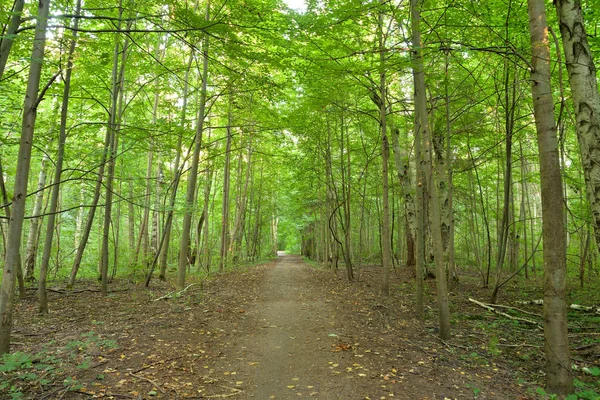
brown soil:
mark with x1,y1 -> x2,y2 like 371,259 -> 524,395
4,255 -> 597,399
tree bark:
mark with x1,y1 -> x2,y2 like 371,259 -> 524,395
411,0 -> 450,338
554,0 -> 600,254
490,59 -> 517,304
101,14 -> 129,295
38,0 -> 82,313
0,0 -> 24,81
379,10 -> 392,296
528,0 -> 573,394
0,0 -> 51,354
177,1 -> 210,289
219,96 -> 233,271
23,149 -> 50,282
158,49 -> 193,280
391,127 -> 417,271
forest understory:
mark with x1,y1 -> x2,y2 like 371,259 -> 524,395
2,255 -> 599,399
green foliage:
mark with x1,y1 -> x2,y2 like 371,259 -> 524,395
466,383 -> 482,399
0,331 -> 118,398
0,352 -> 32,373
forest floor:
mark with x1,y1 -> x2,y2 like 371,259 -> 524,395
3,254 -> 599,399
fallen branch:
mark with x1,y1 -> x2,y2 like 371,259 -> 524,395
488,303 -> 542,318
131,357 -> 179,373
203,386 -> 244,398
516,300 -> 600,314
468,298 -> 542,329
152,283 -> 198,302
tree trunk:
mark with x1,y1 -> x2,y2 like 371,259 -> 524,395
554,0 -> 600,254
391,128 -> 417,271
490,59 -> 517,304
158,49 -> 193,280
230,131 -> 252,261
379,10 -> 392,296
528,0 -> 573,393
38,0 -> 81,313
219,97 -> 233,271
0,0 -> 51,354
444,52 -> 457,286
0,0 -> 24,81
177,1 -> 210,289
411,0 -> 450,338
23,150 -> 50,282
101,12 -> 129,296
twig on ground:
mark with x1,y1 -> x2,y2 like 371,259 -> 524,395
128,372 -> 165,393
569,332 -> 600,336
431,334 -> 472,351
203,385 -> 244,398
131,357 -> 179,373
73,391 -> 135,398
574,343 -> 598,351
152,283 -> 199,301
497,343 -> 541,348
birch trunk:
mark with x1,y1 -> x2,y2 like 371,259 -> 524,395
411,0 -> 450,338
554,0 -> 600,254
391,127 -> 417,271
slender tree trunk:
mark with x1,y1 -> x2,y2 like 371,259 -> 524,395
411,0 -> 450,338
220,97 -> 233,271
391,128 -> 417,271
100,9 -> 129,295
136,149 -> 153,265
379,11 -> 392,296
230,132 -> 252,261
520,141 -> 529,278
528,0 -> 573,393
69,123 -> 112,286
38,0 -> 81,313
0,0 -> 24,81
0,149 -> 25,298
177,2 -> 210,289
490,60 -> 517,304
158,50 -> 192,280
554,0 -> 600,254
200,165 -> 213,271
444,52 -> 457,286
23,150 -> 50,282
0,0 -> 51,354
127,180 -> 135,254
411,5 -> 425,318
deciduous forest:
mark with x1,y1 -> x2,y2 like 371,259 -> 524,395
0,0 -> 599,398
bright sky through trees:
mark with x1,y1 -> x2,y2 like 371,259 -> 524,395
283,0 -> 307,12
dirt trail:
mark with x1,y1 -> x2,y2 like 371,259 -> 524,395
230,254 -> 355,398
8,254 -> 534,399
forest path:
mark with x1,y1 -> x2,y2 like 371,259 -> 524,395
10,255 -> 531,399
226,254 -> 356,398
